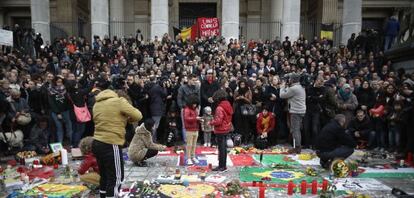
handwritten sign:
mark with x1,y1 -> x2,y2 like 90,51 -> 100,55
197,18 -> 220,37
335,178 -> 391,191
0,29 -> 13,46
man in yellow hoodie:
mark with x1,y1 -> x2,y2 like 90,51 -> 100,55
92,80 -> 142,198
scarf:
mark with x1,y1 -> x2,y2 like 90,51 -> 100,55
261,114 -> 271,132
207,76 -> 214,84
339,88 -> 351,101
49,85 -> 67,96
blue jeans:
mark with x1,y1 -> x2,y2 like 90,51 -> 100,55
51,111 -> 73,143
388,126 -> 401,149
384,35 -> 396,51
72,121 -> 86,148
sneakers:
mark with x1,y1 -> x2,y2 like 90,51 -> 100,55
212,167 -> 227,172
203,143 -> 208,147
186,159 -> 193,165
192,157 -> 199,164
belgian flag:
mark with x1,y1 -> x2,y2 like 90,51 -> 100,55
320,23 -> 334,40
173,25 -> 198,41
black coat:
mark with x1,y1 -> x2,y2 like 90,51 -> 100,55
355,87 -> 375,109
147,82 -> 167,116
348,117 -> 374,134
200,80 -> 220,107
315,120 -> 356,152
306,86 -> 326,112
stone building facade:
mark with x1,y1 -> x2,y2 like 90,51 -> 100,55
0,0 -> 412,45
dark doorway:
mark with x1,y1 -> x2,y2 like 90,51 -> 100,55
179,3 -> 217,28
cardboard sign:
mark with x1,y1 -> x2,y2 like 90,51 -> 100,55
0,29 -> 13,46
197,18 -> 220,37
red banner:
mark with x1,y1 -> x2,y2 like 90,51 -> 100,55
197,17 -> 220,37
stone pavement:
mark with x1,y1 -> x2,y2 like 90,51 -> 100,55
2,146 -> 414,197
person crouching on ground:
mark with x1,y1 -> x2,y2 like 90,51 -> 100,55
256,106 -> 276,147
183,95 -> 203,165
314,114 -> 356,169
209,90 -> 233,172
78,136 -> 100,186
128,119 -> 166,166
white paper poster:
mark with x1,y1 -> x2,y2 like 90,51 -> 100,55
0,29 -> 13,46
334,178 -> 391,191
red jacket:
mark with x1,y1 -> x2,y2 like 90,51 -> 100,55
183,106 -> 199,131
210,100 -> 234,134
78,153 -> 99,175
256,112 -> 276,134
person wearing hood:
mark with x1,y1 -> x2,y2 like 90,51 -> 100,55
336,83 -> 358,126
209,89 -> 233,172
92,82 -> 142,198
128,119 -> 166,166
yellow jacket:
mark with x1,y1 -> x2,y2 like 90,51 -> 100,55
93,90 -> 142,145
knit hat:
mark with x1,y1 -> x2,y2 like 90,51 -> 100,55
204,106 -> 212,114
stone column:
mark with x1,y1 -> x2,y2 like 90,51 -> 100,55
91,0 -> 109,41
151,0 -> 168,40
341,0 -> 361,44
270,0 -> 283,40
222,0 -> 239,42
110,0 -> 124,38
30,0 -> 51,43
281,0 -> 300,40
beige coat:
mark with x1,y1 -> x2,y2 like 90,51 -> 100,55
128,124 -> 165,163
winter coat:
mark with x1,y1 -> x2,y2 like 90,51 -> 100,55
385,18 -> 400,36
336,93 -> 358,123
348,117 -> 374,135
183,106 -> 199,131
200,80 -> 220,107
177,84 -> 200,109
48,91 -> 70,113
128,124 -> 165,163
279,83 -> 306,114
306,86 -> 326,112
78,153 -> 99,175
201,114 -> 214,132
256,112 -> 276,134
315,120 -> 356,152
93,90 -> 142,145
355,87 -> 375,109
210,100 -> 234,134
147,82 -> 167,116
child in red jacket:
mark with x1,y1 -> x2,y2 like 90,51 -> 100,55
78,136 -> 100,185
183,95 -> 203,165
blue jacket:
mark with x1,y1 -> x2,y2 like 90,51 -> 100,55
385,18 -> 400,36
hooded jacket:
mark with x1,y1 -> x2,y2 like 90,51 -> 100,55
128,123 -> 165,163
210,100 -> 234,134
93,90 -> 142,145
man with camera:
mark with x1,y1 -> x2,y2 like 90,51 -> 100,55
280,72 -> 306,154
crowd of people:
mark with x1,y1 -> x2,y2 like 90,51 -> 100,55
1,25 -> 413,159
